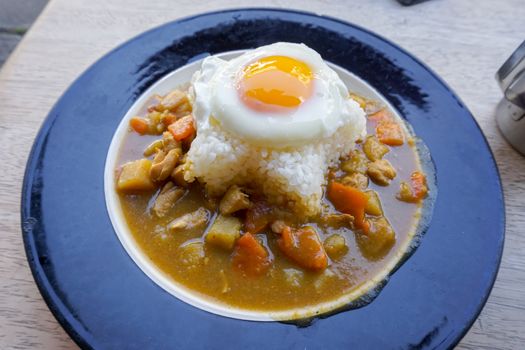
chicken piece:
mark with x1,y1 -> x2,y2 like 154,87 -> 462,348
171,164 -> 188,187
158,90 -> 192,117
167,208 -> 209,233
356,217 -> 395,260
150,148 -> 182,182
205,214 -> 242,250
117,159 -> 156,192
367,159 -> 396,186
341,172 -> 369,191
219,185 -> 251,215
341,150 -> 368,174
162,131 -> 181,152
320,213 -> 354,230
363,135 -> 389,161
323,234 -> 348,260
152,182 -> 185,218
364,190 -> 383,216
143,139 -> 164,157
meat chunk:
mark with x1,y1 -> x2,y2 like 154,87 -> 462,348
219,185 -> 251,215
363,135 -> 389,161
117,159 -> 155,192
323,234 -> 348,260
152,182 -> 185,218
171,164 -> 188,187
356,217 -> 395,259
270,220 -> 287,234
341,172 -> 369,191
341,150 -> 368,174
367,159 -> 396,186
150,148 -> 182,182
397,171 -> 428,203
205,214 -> 242,250
320,213 -> 354,230
158,90 -> 192,117
167,208 -> 209,233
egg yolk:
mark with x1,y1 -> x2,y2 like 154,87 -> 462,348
238,55 -> 313,112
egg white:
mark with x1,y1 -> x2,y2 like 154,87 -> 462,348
191,42 -> 365,148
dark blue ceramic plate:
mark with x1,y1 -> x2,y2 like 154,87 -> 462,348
21,9 -> 504,349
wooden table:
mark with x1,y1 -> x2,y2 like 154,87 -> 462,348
1,0 -> 523,348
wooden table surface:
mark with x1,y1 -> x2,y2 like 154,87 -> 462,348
1,0 -> 524,348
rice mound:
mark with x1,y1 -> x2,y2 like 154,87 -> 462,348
184,100 -> 366,217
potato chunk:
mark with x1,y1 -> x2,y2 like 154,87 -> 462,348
363,135 -> 389,161
356,217 -> 395,259
167,208 -> 209,233
341,150 -> 368,174
367,159 -> 396,186
117,159 -> 155,192
205,214 -> 241,250
152,182 -> 185,218
158,90 -> 192,117
341,172 -> 368,191
179,241 -> 206,269
219,185 -> 251,215
364,190 -> 383,216
324,234 -> 348,260
320,214 -> 354,230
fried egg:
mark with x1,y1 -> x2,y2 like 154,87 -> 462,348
191,42 -> 365,148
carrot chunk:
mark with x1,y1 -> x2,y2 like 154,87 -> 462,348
376,121 -> 405,146
327,182 -> 368,231
244,200 -> 272,234
168,114 -> 195,141
411,171 -> 428,200
232,233 -> 271,276
278,226 -> 328,271
368,109 -> 392,123
129,117 -> 149,135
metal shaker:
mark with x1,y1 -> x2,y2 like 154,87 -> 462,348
496,40 -> 525,155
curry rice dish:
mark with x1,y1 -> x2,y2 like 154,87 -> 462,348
113,43 -> 429,317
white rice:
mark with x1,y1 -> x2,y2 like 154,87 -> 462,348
184,99 -> 366,217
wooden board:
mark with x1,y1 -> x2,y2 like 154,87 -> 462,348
0,0 -> 524,348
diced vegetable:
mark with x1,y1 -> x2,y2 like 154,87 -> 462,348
356,217 -> 395,259
376,121 -> 405,146
341,150 -> 368,174
364,190 -> 383,216
152,182 -> 185,218
205,214 -> 241,250
368,109 -> 391,123
167,208 -> 209,233
168,114 -> 195,141
219,185 -> 251,215
150,148 -> 181,182
397,171 -> 428,203
278,226 -> 328,271
232,233 -> 271,276
244,200 -> 272,234
367,159 -> 396,186
179,241 -> 206,269
341,172 -> 369,191
324,234 -> 348,260
130,117 -> 149,135
117,159 -> 156,192
363,135 -> 390,161
327,182 -> 368,230
143,139 -> 164,157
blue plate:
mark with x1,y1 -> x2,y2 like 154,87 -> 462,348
21,9 -> 504,349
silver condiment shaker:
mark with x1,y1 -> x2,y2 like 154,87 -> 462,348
496,40 -> 525,155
